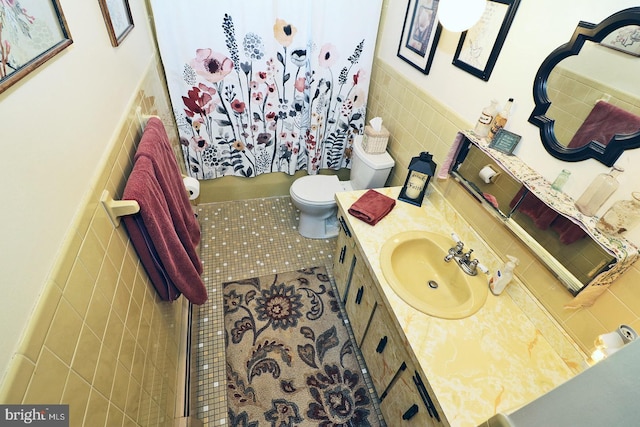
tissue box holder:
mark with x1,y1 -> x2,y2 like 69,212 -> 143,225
363,125 -> 390,154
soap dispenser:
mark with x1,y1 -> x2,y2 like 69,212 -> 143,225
489,255 -> 518,295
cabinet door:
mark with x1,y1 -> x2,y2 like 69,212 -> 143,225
344,260 -> 377,346
379,367 -> 443,426
360,299 -> 408,397
332,215 -> 355,302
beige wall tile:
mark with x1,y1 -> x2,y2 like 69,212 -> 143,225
106,403 -> 125,427
23,348 -> 69,404
72,326 -> 101,384
85,286 -> 111,339
45,298 -> 83,366
19,281 -> 62,363
95,255 -> 119,305
62,370 -> 91,426
63,260 -> 95,318
83,389 -> 109,427
111,361 -> 131,410
0,355 -> 35,404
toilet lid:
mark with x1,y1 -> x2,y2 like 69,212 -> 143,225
291,175 -> 343,204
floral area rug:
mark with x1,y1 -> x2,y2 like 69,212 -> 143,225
223,266 -> 381,426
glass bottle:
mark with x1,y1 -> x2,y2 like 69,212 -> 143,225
596,192 -> 640,235
487,98 -> 514,140
575,166 -> 623,216
551,169 -> 571,191
474,100 -> 498,138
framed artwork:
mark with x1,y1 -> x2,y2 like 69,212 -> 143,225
600,25 -> 640,57
397,0 -> 442,74
452,0 -> 521,81
0,0 -> 73,95
98,0 -> 134,47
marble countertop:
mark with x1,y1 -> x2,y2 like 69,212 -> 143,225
335,186 -> 580,427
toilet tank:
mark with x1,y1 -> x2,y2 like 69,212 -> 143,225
350,137 -> 395,190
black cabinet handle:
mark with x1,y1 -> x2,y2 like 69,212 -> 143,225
355,286 -> 364,304
380,362 -> 406,401
339,245 -> 346,263
413,372 -> 440,422
402,404 -> 419,420
376,336 -> 388,353
338,216 -> 351,237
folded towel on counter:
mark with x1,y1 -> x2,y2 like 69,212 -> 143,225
348,189 -> 396,225
134,117 -> 203,277
568,100 -> 640,149
123,156 -> 208,304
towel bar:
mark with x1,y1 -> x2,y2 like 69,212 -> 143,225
100,189 -> 140,227
135,106 -> 161,129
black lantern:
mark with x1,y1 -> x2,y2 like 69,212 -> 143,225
398,152 -> 437,206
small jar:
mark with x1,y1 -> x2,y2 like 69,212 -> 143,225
551,169 -> 571,191
596,192 -> 640,235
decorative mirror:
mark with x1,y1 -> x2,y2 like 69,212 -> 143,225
529,7 -> 640,166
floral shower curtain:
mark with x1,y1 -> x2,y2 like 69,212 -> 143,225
151,0 -> 383,179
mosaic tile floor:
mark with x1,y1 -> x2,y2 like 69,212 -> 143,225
194,196 -> 386,426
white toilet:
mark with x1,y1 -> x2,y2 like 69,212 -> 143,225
290,137 -> 394,238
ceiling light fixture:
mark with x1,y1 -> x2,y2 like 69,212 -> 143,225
438,0 -> 487,32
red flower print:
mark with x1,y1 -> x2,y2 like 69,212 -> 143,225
231,99 -> 246,113
182,87 -> 213,117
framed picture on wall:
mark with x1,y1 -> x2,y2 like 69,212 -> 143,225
452,0 -> 521,81
0,0 -> 73,95
600,25 -> 640,57
98,0 -> 135,47
397,0 -> 442,74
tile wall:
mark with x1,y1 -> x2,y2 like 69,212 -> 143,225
367,59 -> 640,355
0,59 -> 188,427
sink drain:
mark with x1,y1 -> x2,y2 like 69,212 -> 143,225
427,280 -> 439,289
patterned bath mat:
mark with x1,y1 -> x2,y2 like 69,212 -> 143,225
223,266 -> 381,426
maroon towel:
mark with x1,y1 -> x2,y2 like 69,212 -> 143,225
123,156 -> 208,304
568,101 -> 640,148
134,117 -> 202,277
125,214 -> 181,302
348,189 -> 396,225
510,187 -> 586,245
551,215 -> 586,245
511,188 -> 558,230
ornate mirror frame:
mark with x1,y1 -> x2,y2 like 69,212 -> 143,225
528,7 -> 640,167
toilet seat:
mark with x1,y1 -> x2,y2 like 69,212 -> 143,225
290,175 -> 343,205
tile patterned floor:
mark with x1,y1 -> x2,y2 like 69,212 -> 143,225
194,196 -> 341,426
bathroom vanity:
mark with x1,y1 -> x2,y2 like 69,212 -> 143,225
333,186 -> 581,426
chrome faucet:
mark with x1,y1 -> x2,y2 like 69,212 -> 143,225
444,233 -> 488,276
